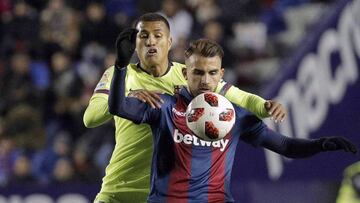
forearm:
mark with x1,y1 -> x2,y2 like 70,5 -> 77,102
223,85 -> 268,118
259,128 -> 323,158
83,96 -> 112,128
108,67 -> 148,124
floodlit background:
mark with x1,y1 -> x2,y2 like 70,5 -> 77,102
0,0 -> 359,202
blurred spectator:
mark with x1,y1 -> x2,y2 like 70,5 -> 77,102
30,60 -> 51,91
77,42 -> 108,109
1,1 -> 39,56
103,52 -> 116,69
160,0 -> 193,46
104,0 -> 137,27
137,0 -> 162,14
202,20 -> 235,68
52,157 -> 74,183
170,37 -> 187,63
9,154 -> 35,184
0,137 -> 20,186
40,0 -> 80,54
72,142 -> 99,183
0,52 -> 42,115
218,0 -> 262,22
46,51 -> 84,138
80,2 -> 119,49
192,0 -> 220,24
2,104 -> 45,151
232,22 -> 268,53
32,131 -> 71,184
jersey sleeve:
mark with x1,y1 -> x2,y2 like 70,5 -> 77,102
83,94 -> 112,128
83,67 -> 114,128
236,107 -> 323,158
215,81 -> 269,119
108,67 -> 161,125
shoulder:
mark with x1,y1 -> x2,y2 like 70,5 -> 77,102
170,62 -> 186,73
159,93 -> 177,104
171,62 -> 186,68
94,66 -> 114,92
168,62 -> 186,81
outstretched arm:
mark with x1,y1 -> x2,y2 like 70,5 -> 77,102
241,116 -> 357,158
260,129 -> 357,158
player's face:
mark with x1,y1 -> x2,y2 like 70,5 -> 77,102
136,21 -> 172,68
183,54 -> 224,97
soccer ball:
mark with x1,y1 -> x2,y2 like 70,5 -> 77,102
186,92 -> 236,141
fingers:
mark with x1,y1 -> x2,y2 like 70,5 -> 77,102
266,101 -> 286,123
116,28 -> 138,46
264,101 -> 271,109
271,106 -> 286,123
129,90 -> 164,108
337,138 -> 358,154
324,137 -> 358,154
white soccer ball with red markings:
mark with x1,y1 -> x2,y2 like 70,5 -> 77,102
186,92 -> 236,141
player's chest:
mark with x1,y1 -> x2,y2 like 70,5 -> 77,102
125,74 -> 183,94
166,102 -> 232,153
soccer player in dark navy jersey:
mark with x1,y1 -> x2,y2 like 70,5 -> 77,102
109,39 -> 357,203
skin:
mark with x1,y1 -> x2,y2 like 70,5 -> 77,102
135,21 -> 172,77
183,54 -> 224,97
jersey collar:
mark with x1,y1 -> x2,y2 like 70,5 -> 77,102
136,61 -> 173,77
179,87 -> 194,104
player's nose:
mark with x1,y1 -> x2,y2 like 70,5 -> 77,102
145,35 -> 156,46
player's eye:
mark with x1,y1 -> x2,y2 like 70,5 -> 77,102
155,34 -> 163,38
139,33 -> 148,38
194,69 -> 204,75
209,70 -> 218,75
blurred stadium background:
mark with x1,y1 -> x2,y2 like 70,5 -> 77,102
0,0 -> 359,202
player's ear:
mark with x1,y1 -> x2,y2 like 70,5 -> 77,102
168,36 -> 172,50
220,68 -> 224,78
182,67 -> 188,80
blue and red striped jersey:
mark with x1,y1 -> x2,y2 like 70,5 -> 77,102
109,67 -> 336,202
141,88 -> 265,203
109,67 -> 267,203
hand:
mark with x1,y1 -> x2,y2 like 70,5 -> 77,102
128,89 -> 164,108
264,100 -> 286,123
319,136 -> 357,154
115,28 -> 138,68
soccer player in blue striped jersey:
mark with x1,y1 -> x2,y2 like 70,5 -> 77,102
86,13 -> 287,203
109,39 -> 357,202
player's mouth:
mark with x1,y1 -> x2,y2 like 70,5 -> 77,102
146,48 -> 158,57
199,88 -> 211,93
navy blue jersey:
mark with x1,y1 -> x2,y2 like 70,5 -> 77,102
108,68 -> 326,203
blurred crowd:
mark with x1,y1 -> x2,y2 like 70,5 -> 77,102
0,0 -> 334,186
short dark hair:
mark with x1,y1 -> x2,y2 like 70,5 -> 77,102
185,39 -> 224,59
134,13 -> 170,31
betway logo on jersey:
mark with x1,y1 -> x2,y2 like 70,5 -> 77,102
172,108 -> 186,117
173,129 -> 229,151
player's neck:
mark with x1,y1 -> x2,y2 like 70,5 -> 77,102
141,59 -> 169,77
